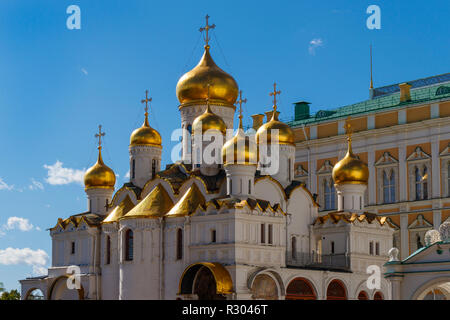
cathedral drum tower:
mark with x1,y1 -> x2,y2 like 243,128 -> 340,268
176,15 -> 238,163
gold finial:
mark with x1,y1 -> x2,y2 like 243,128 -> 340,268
205,83 -> 213,113
235,90 -> 247,129
95,125 -> 105,151
269,82 -> 281,119
199,14 -> 215,49
370,45 -> 374,89
141,90 -> 152,125
343,117 -> 354,153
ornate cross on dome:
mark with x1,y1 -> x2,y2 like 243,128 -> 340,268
95,125 -> 105,150
344,117 -> 353,141
199,14 -> 215,47
270,82 -> 281,110
141,90 -> 152,117
236,90 -> 247,127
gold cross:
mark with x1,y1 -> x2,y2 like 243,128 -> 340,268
236,90 -> 247,122
199,14 -> 215,47
95,125 -> 105,150
269,82 -> 281,110
141,90 -> 152,116
344,117 -> 353,141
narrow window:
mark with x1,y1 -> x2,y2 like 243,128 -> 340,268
448,162 -> 450,196
152,159 -> 156,177
261,224 -> 266,244
176,229 -> 183,260
132,159 -> 136,179
211,229 -> 216,243
415,167 -> 422,200
268,224 -> 273,245
369,241 -> 373,255
331,241 -> 335,254
291,237 -> 297,260
288,158 -> 291,181
248,179 -> 251,194
375,242 -> 380,256
106,236 -> 111,265
71,241 -> 75,255
125,230 -> 133,261
240,179 -> 242,193
389,170 -> 396,203
423,167 -> 428,199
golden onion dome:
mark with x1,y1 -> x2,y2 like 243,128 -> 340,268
222,116 -> 258,166
130,113 -> 162,147
255,109 -> 294,146
176,45 -> 239,106
332,138 -> 369,185
192,103 -> 227,135
84,148 -> 116,190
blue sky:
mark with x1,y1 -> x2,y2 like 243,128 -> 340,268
0,0 -> 449,291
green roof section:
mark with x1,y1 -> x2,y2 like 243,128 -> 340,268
286,74 -> 450,127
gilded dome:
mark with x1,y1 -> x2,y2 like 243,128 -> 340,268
130,115 -> 162,147
332,139 -> 369,185
222,119 -> 258,166
84,149 -> 116,190
192,103 -> 227,135
176,46 -> 239,106
255,110 -> 294,146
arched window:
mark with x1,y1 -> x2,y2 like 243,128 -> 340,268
125,230 -> 133,261
326,280 -> 347,300
383,170 -> 395,203
286,278 -> 317,300
106,236 -> 111,265
152,159 -> 156,177
176,229 -> 183,260
373,291 -> 384,300
248,179 -> 251,194
132,159 -> 136,179
357,291 -> 369,300
324,179 -> 336,210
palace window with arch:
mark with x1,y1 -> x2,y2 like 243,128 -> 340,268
317,161 -> 336,211
407,146 -> 431,201
323,179 -> 336,211
375,152 -> 399,205
440,144 -> 450,197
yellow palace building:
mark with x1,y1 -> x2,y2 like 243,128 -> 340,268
273,73 -> 450,260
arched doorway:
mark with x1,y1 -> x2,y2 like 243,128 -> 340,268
25,288 -> 44,300
178,262 -> 233,300
357,291 -> 369,300
423,288 -> 447,300
373,291 -> 384,300
251,274 -> 279,300
285,277 -> 316,300
326,279 -> 347,300
48,276 -> 84,300
193,266 -> 225,300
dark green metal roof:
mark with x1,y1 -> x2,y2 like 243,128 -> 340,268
287,73 -> 450,127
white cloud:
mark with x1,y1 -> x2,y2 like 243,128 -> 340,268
308,38 -> 323,55
4,217 -> 35,232
43,161 -> 85,186
0,248 -> 49,276
81,68 -> 88,75
124,170 -> 130,180
29,178 -> 44,191
0,178 -> 13,191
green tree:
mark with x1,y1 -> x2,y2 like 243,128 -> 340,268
1,289 -> 21,300
0,282 -> 5,293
